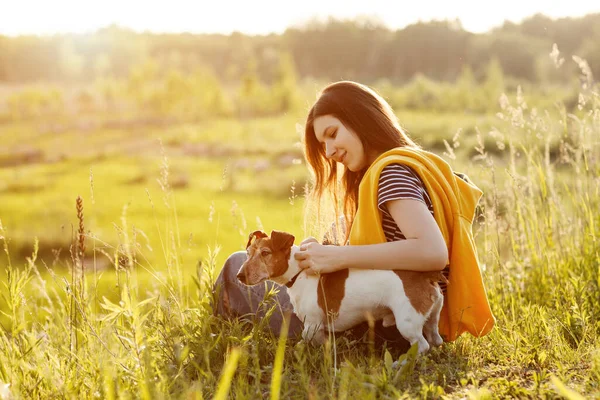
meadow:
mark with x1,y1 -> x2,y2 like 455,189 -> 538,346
0,74 -> 599,399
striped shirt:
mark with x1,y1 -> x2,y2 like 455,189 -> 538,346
377,163 -> 449,294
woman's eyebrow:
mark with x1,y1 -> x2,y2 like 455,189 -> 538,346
316,125 -> 334,143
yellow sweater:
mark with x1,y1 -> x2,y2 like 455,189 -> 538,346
348,147 -> 495,341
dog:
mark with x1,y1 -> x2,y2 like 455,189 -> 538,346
236,230 -> 446,353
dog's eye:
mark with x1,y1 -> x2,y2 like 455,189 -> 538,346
261,250 -> 271,257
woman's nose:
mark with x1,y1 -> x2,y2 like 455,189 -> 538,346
325,142 -> 336,158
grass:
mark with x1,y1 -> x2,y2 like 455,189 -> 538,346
0,109 -> 499,271
0,82 -> 599,398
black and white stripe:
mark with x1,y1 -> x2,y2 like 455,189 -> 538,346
377,163 -> 433,241
377,163 -> 449,294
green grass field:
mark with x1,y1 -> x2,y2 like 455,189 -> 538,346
0,88 -> 599,398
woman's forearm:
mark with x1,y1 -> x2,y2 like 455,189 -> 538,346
338,240 -> 447,272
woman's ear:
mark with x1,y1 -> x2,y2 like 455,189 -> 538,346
270,230 -> 295,252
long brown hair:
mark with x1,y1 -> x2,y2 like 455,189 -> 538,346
303,81 -> 419,243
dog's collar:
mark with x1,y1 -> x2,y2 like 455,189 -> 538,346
285,270 -> 303,288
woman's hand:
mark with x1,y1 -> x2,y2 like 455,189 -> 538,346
300,236 -> 319,247
294,240 -> 343,275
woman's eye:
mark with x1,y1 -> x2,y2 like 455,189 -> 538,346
330,128 -> 338,138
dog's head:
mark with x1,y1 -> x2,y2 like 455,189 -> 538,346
236,230 -> 295,285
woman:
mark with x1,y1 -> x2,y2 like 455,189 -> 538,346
213,81 -> 494,349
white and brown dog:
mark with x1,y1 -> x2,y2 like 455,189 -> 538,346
236,230 -> 446,353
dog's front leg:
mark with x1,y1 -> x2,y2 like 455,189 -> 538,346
302,323 -> 327,345
382,312 -> 396,327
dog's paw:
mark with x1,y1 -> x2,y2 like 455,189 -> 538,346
302,326 -> 327,345
428,333 -> 444,347
311,330 -> 328,345
382,313 -> 396,328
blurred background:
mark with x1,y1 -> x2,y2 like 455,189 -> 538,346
0,0 -> 599,282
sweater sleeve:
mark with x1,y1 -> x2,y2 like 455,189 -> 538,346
377,164 -> 431,213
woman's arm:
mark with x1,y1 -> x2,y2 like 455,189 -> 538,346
295,199 -> 448,273
344,198 -> 448,271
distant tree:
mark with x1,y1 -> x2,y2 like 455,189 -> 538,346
468,31 -> 547,82
76,89 -> 95,113
92,53 -> 111,78
391,20 -> 471,82
237,59 -> 270,117
127,59 -> 159,109
575,26 -> 600,83
520,13 -> 555,39
399,74 -> 442,110
59,39 -> 85,80
1,13 -> 600,87
271,52 -> 301,112
187,67 -> 233,119
0,36 -> 8,81
455,65 -> 478,111
483,58 -> 506,111
95,77 -> 122,111
96,25 -> 148,79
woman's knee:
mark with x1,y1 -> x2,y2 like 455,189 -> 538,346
222,251 -> 247,276
212,251 -> 247,315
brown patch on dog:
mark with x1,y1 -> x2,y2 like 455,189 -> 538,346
246,230 -> 268,249
269,230 -> 295,277
394,271 -> 445,315
317,268 -> 350,318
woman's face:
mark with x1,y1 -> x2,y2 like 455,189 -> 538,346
313,115 -> 371,172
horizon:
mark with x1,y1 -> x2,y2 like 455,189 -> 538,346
1,0 -> 599,38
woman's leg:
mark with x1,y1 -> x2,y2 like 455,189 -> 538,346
212,251 -> 304,338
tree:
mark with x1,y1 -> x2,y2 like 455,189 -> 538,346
483,58 -> 506,110
237,59 -> 270,117
455,65 -> 478,111
271,52 -> 300,113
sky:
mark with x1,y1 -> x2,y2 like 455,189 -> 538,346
1,0 -> 599,36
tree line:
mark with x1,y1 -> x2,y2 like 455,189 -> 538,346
0,13 -> 598,85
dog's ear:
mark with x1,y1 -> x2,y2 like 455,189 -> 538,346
270,230 -> 295,252
246,230 -> 268,249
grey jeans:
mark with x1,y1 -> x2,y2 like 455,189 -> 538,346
212,251 -> 410,352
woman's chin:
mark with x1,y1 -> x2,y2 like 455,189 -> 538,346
344,159 -> 365,172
